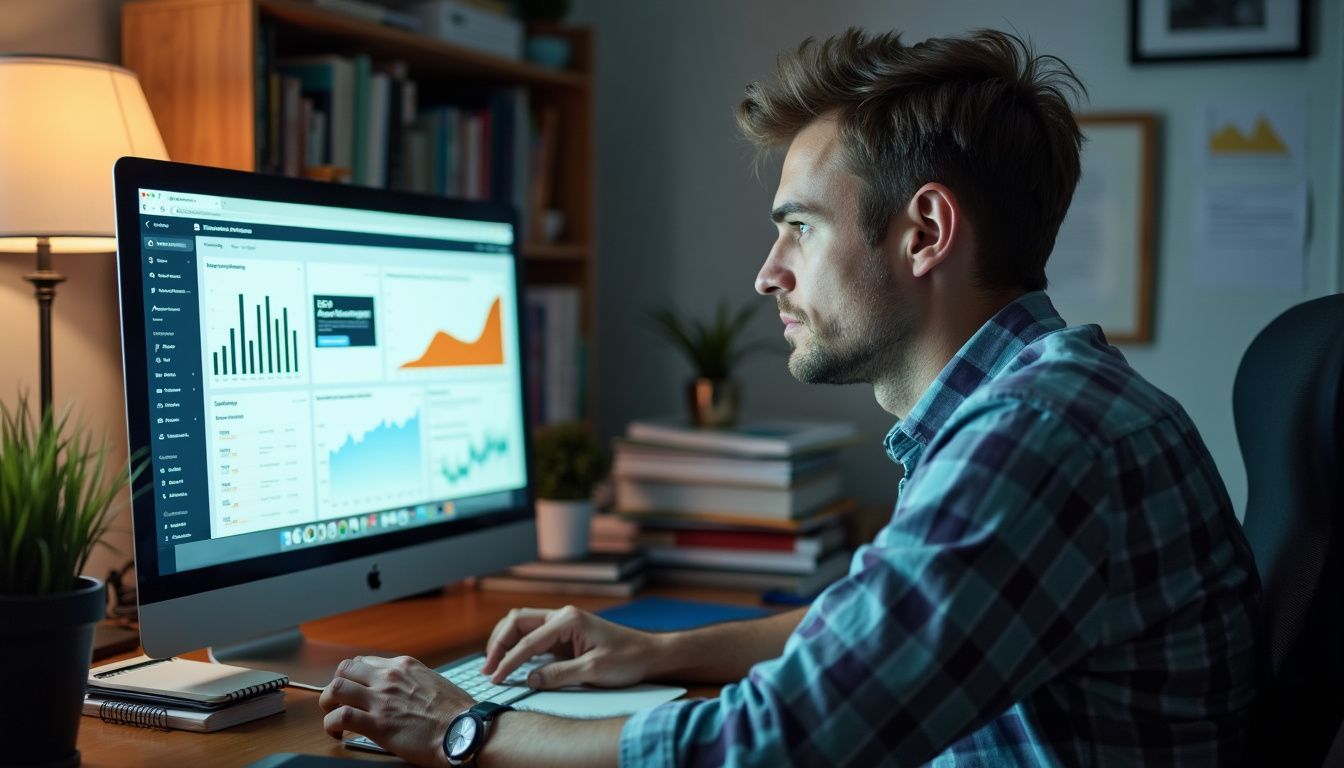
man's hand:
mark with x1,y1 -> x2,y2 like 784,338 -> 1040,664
483,605 -> 660,689
319,655 -> 470,767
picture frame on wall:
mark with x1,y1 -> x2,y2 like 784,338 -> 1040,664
1046,114 -> 1157,344
1131,0 -> 1307,62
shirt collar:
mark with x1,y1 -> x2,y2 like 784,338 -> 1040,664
885,291 -> 1066,465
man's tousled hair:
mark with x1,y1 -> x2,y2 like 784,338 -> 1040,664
737,28 -> 1086,291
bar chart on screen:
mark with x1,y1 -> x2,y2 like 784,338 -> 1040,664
199,253 -> 310,388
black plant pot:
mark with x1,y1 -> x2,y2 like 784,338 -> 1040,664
0,577 -> 105,767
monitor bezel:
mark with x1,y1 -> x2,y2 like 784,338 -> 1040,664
114,157 -> 536,607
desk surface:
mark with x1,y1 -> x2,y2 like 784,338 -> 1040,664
78,584 -> 763,767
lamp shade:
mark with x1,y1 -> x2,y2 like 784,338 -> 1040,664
0,56 -> 168,250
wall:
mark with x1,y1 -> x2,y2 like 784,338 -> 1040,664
576,0 -> 1344,515
1,0 -> 132,580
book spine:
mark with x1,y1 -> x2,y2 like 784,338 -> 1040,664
98,699 -> 170,730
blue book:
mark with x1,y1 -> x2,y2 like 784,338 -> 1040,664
597,597 -> 769,632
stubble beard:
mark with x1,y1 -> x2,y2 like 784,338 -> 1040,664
784,248 -> 913,387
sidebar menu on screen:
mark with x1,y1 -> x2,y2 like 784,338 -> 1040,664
141,216 -> 210,574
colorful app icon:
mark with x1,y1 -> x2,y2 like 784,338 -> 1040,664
326,522 -> 338,540
304,525 -> 317,543
315,524 -> 327,542
338,519 -> 348,537
282,530 -> 292,547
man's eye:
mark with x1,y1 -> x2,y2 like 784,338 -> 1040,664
789,221 -> 811,236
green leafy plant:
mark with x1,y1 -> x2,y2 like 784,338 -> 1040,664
533,423 -> 609,501
0,395 -> 145,596
649,299 -> 769,380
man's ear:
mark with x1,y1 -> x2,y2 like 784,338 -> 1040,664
904,183 -> 959,278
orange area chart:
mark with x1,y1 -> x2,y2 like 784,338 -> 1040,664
401,297 -> 505,368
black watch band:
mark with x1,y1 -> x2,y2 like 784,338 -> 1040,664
443,701 -> 514,766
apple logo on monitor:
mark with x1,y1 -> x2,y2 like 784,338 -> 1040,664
367,564 -> 381,591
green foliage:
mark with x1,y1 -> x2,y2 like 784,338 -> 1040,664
533,423 -> 608,501
649,299 -> 769,380
0,395 -> 146,596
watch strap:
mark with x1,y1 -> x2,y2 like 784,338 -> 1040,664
470,701 -> 513,722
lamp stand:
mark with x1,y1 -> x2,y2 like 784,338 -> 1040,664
23,237 -> 65,415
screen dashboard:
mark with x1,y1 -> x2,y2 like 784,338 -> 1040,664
126,179 -> 531,580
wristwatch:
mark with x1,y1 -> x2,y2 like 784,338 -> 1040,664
442,701 -> 513,766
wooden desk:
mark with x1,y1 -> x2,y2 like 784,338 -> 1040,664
78,584 -> 764,767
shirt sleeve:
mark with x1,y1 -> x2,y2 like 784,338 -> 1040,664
619,397 -> 1115,767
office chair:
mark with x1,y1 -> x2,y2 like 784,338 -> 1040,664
1233,293 -> 1344,767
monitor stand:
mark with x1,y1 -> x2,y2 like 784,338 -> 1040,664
210,627 -> 386,691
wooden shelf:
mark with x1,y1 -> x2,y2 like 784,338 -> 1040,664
259,0 -> 590,89
522,242 -> 589,262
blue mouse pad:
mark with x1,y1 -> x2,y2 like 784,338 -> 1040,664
597,597 -> 769,632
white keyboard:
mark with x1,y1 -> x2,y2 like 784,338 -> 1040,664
343,652 -> 549,754
438,652 -> 549,705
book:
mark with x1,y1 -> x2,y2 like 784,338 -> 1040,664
647,550 -> 852,598
642,544 -> 847,575
619,498 -> 857,534
88,656 -> 288,708
506,552 -> 645,582
636,523 -> 844,558
276,55 -> 355,172
615,472 -> 842,520
83,690 -> 285,733
477,572 -> 645,598
626,418 -> 860,458
614,439 -> 838,489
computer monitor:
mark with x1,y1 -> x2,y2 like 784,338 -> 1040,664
113,158 -> 537,688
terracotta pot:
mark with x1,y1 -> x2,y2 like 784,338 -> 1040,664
687,378 -> 740,428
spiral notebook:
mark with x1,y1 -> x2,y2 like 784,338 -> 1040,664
83,690 -> 285,732
88,655 -> 288,708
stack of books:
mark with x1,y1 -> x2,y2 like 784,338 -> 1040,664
477,552 -> 646,597
610,418 -> 860,598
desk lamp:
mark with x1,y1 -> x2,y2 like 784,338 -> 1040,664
0,55 -> 168,414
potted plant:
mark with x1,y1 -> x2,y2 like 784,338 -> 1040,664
649,299 -> 769,427
0,396 -> 144,766
531,423 -> 609,560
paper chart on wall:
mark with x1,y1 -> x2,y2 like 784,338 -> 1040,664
1192,99 -> 1307,291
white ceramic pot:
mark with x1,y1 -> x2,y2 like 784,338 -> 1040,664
535,498 -> 594,560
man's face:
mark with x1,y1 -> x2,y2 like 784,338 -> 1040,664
755,118 -> 912,385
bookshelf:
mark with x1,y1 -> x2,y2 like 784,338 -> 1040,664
121,0 -> 596,423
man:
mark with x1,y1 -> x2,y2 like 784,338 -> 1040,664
320,28 -> 1261,766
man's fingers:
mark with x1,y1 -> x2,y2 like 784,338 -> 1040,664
333,656 -> 380,686
491,615 -> 571,684
323,704 -> 378,741
319,675 -> 375,713
527,656 -> 591,690
483,608 -> 550,674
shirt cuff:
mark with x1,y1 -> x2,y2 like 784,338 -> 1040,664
619,699 -> 697,768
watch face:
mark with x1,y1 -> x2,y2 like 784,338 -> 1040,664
448,715 -> 479,758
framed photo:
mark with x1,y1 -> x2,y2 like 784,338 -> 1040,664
1131,0 -> 1307,62
1046,115 -> 1157,344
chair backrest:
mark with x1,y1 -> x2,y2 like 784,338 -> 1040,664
1234,293 -> 1344,766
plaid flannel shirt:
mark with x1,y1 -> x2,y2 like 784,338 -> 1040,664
619,291 -> 1260,766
